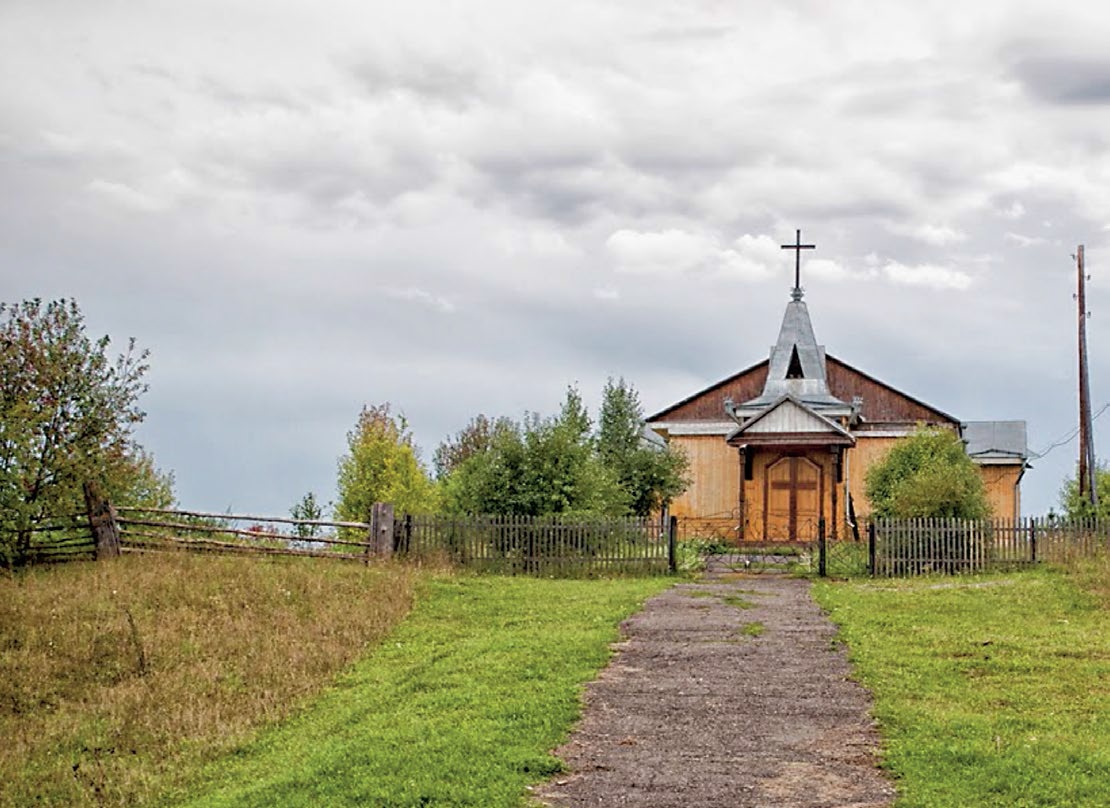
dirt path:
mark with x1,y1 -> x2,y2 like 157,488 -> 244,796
536,571 -> 895,808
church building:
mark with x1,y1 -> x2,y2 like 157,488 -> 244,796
646,232 -> 1029,543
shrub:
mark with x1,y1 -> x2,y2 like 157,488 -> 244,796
865,426 -> 990,519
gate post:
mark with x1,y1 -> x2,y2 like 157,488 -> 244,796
366,503 -> 394,564
668,515 -> 678,574
817,517 -> 827,577
868,521 -> 877,576
83,481 -> 121,559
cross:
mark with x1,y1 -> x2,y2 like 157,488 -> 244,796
781,229 -> 815,300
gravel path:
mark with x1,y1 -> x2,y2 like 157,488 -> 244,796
536,571 -> 895,808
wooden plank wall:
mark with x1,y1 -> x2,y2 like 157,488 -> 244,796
668,435 -> 739,522
979,465 -> 1022,522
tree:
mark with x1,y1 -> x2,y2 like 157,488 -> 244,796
864,426 -> 990,519
108,447 -> 175,511
597,377 -> 689,516
290,491 -> 325,539
335,403 -> 437,523
0,298 -> 171,564
440,387 -> 627,517
1057,463 -> 1110,521
432,414 -> 516,479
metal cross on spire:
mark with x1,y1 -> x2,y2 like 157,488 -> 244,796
781,228 -> 815,301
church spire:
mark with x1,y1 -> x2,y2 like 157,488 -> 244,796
734,230 -> 849,412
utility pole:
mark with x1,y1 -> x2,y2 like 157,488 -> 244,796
1077,245 -> 1099,510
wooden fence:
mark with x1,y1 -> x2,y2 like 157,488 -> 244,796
10,513 -> 95,564
114,506 -> 388,561
7,485 -> 676,577
393,513 -> 675,576
823,516 -> 1110,577
20,487 -> 1103,580
670,515 -> 1108,578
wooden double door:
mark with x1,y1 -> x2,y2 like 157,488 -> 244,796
764,455 -> 823,542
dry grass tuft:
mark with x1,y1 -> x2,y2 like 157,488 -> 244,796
0,552 -> 418,807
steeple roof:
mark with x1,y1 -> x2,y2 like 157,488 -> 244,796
735,296 -> 849,413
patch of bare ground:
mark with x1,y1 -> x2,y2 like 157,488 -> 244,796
537,572 -> 895,808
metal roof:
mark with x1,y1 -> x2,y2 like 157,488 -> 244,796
741,298 -> 848,410
725,395 -> 856,445
963,420 -> 1028,463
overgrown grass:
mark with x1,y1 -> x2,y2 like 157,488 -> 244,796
171,575 -> 671,808
813,556 -> 1110,807
0,553 -> 418,807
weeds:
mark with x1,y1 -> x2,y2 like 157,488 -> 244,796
0,553 -> 417,807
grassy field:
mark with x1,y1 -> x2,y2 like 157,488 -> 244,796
814,556 -> 1110,807
169,574 -> 670,807
0,553 -> 419,807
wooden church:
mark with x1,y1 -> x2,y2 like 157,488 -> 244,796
646,233 -> 1028,543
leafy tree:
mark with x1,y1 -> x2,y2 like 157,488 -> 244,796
1057,463 -> 1110,521
108,447 -> 175,511
432,414 -> 516,479
864,426 -> 990,519
441,387 -> 627,517
557,383 -> 592,443
597,377 -> 689,516
335,403 -> 437,523
0,298 -> 171,564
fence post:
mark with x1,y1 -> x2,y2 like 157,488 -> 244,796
868,520 -> 877,576
83,481 -> 121,559
366,503 -> 394,564
395,513 -> 412,554
1029,518 -> 1037,564
668,515 -> 677,574
818,517 -> 827,577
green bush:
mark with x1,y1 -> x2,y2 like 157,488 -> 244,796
865,426 -> 990,519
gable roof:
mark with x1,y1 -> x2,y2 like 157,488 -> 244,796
647,359 -> 768,423
733,396 -> 854,437
647,354 -> 960,426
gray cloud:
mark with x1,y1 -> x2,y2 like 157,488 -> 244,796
3,0 -> 1110,516
1012,55 -> 1110,105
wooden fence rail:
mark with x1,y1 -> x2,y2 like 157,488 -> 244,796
114,506 -> 379,563
864,516 -> 1108,577
35,491 -> 1105,580
20,514 -> 95,563
6,485 -> 676,577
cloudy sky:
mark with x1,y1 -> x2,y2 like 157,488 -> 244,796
3,0 -> 1108,516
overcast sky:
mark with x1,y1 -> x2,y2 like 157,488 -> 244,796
3,0 -> 1108,516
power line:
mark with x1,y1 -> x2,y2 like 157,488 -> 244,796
1032,401 -> 1110,459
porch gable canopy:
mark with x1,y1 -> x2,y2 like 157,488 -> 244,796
726,395 -> 856,448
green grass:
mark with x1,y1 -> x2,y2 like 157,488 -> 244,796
169,575 -> 671,807
738,621 -> 765,637
720,594 -> 756,609
0,554 -> 419,808
813,563 -> 1110,807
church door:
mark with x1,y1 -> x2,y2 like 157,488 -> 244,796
764,456 -> 822,541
